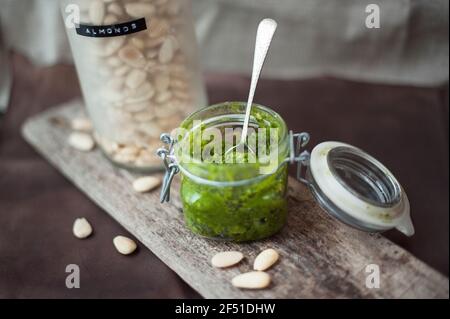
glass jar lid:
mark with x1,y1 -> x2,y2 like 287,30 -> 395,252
304,141 -> 414,236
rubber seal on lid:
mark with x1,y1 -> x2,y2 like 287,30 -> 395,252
308,142 -> 414,236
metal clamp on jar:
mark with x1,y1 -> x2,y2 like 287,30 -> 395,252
157,102 -> 414,242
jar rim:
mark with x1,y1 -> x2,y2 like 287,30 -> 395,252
174,101 -> 290,186
327,146 -> 402,208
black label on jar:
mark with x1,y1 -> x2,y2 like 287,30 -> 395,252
76,18 -> 147,38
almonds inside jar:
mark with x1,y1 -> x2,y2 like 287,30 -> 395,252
64,0 -> 206,171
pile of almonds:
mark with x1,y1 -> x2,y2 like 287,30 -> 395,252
211,249 -> 280,290
68,0 -> 206,170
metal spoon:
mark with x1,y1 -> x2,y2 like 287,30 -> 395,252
225,18 -> 278,156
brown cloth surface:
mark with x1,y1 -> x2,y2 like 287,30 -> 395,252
0,54 -> 448,298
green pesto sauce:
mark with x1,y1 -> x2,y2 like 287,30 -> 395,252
178,102 -> 289,242
180,163 -> 288,241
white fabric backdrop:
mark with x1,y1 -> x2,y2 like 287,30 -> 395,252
0,0 -> 448,110
192,0 -> 449,86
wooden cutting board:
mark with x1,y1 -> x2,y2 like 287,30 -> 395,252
22,99 -> 449,299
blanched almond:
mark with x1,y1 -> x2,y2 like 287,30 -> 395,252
106,56 -> 123,68
125,82 -> 155,104
118,45 -> 146,68
132,176 -> 161,193
97,37 -> 126,57
114,152 -> 136,164
211,251 -> 244,268
103,14 -> 118,25
148,18 -> 169,38
145,36 -> 165,48
135,155 -> 159,167
89,0 -> 105,25
113,236 -> 137,255
130,37 -> 145,50
135,149 -> 159,166
253,248 -> 279,271
159,37 -> 175,64
118,145 -> 140,157
68,132 -> 95,152
231,271 -> 271,289
71,117 -> 93,132
155,91 -> 172,104
73,218 -> 93,239
108,3 -> 123,16
125,69 -> 147,89
125,3 -> 156,18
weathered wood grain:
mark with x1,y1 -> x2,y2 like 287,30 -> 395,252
22,100 -> 449,299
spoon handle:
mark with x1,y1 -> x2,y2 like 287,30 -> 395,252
240,18 -> 278,144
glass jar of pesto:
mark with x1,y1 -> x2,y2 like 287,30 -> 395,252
171,102 -> 296,241
158,102 -> 414,242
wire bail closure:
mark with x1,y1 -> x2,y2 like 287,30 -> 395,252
156,133 -> 179,203
288,131 -> 311,185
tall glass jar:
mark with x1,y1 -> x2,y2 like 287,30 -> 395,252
61,0 -> 207,172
